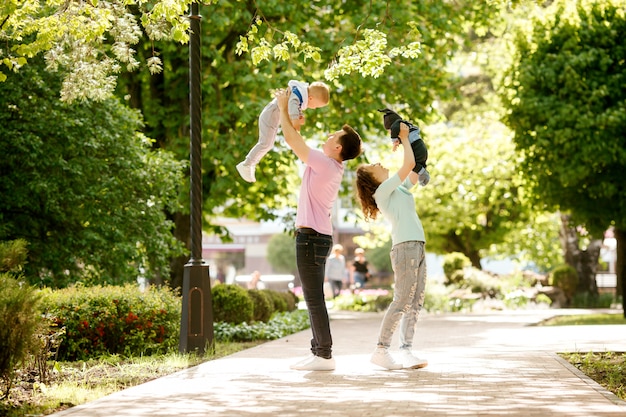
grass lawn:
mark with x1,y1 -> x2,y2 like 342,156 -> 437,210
0,341 -> 264,417
541,313 -> 626,401
539,313 -> 626,326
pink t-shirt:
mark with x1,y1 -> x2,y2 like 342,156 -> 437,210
296,149 -> 343,235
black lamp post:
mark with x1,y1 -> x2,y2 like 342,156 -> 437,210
179,1 -> 214,354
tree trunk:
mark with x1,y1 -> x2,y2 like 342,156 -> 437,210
578,240 -> 601,294
467,249 -> 482,270
558,213 -> 600,296
614,228 -> 625,318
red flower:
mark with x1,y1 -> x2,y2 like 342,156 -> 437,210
125,311 -> 138,324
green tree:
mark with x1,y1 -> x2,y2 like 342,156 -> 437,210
112,1 -> 503,287
266,233 -> 296,274
352,6 -> 566,273
503,0 -> 626,314
366,241 -> 393,276
418,107 -> 530,268
361,32 -> 545,270
1,1 -> 496,102
2,1 -> 505,288
0,59 -> 185,288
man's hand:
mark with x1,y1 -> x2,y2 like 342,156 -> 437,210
276,89 -> 289,111
276,88 -> 310,163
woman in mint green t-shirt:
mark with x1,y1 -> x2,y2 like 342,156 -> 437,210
355,123 -> 428,371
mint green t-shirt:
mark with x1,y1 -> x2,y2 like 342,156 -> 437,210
374,174 -> 426,246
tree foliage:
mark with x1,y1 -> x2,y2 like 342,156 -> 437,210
503,0 -> 626,308
110,0 -> 503,285
354,27 -> 559,271
2,0 -> 531,287
0,0 -> 194,99
418,105 -> 529,268
503,0 -> 626,235
266,233 -> 296,274
0,59 -> 186,288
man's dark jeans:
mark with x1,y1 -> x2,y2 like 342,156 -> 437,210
296,229 -> 333,359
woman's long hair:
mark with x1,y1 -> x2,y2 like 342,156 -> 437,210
355,165 -> 381,221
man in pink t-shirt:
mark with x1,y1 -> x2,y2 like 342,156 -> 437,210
275,88 -> 362,371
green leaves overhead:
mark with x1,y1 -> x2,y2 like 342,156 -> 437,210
2,0 -> 499,102
1,0 -> 193,101
503,0 -> 626,234
236,17 -> 422,80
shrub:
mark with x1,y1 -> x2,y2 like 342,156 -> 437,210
0,239 -> 28,273
550,264 -> 578,301
247,289 -> 274,323
443,252 -> 472,285
373,293 -> 393,311
262,289 -> 288,313
462,269 -> 502,297
571,292 -> 615,308
0,274 -> 42,395
282,290 -> 299,312
535,294 -> 553,306
211,284 -> 254,324
423,283 -> 452,313
331,291 -> 391,312
214,310 -> 310,342
39,284 -> 180,361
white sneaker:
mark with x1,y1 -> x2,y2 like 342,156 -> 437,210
289,354 -> 314,370
398,349 -> 428,369
370,347 -> 402,370
290,355 -> 335,371
236,162 -> 256,183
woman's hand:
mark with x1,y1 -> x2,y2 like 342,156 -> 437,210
398,122 -> 410,142
397,122 -> 416,181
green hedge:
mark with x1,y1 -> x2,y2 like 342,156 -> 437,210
211,284 -> 254,324
247,289 -> 274,323
211,284 -> 299,325
39,284 -> 180,361
35,283 -> 302,361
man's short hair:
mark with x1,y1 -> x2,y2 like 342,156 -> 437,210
339,124 -> 362,161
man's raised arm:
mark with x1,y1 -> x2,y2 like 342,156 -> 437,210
276,89 -> 310,163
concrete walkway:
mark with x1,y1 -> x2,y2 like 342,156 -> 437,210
50,308 -> 626,417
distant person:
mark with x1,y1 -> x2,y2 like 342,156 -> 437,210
216,267 -> 226,284
350,248 -> 370,289
247,270 -> 265,290
355,122 -> 428,371
325,244 -> 347,298
274,88 -> 362,372
236,80 -> 330,183
601,228 -> 617,274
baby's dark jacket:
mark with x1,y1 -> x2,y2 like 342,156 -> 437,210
390,119 -> 428,173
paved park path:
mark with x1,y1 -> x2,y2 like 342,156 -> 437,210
50,308 -> 626,417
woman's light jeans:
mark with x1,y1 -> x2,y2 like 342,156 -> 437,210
377,240 -> 427,350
